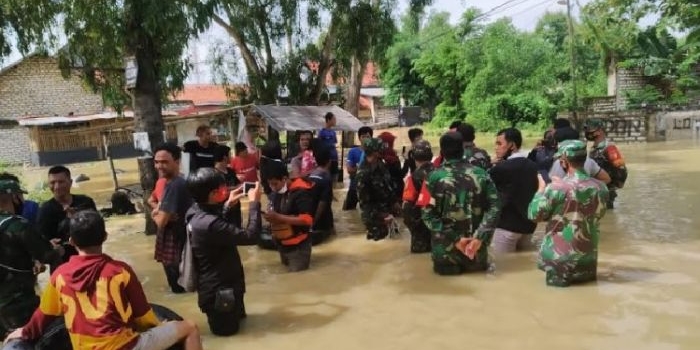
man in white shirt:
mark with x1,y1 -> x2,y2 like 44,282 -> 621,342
548,127 -> 611,184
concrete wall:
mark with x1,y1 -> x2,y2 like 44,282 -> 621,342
0,55 -> 104,163
0,56 -> 103,120
0,124 -> 31,164
582,111 -> 649,142
657,110 -> 700,140
615,67 -> 647,110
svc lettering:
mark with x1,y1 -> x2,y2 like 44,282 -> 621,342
55,270 -> 134,329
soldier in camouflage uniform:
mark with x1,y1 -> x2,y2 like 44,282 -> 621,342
528,140 -> 609,287
584,118 -> 628,209
0,179 -> 63,336
422,132 -> 501,275
402,140 -> 434,253
457,123 -> 492,170
433,123 -> 491,170
357,138 -> 399,241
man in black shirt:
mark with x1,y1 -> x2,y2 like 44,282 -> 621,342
400,128 -> 423,177
213,145 -> 242,228
183,125 -> 219,173
489,128 -> 539,253
307,140 -> 334,245
36,165 -> 97,272
153,143 -> 193,294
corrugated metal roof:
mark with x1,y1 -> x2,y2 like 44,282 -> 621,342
18,110 -> 179,126
253,105 -> 364,132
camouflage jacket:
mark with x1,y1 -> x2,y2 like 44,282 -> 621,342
356,160 -> 397,211
527,169 -> 609,268
0,213 -> 59,307
432,143 -> 492,171
464,143 -> 492,170
589,139 -> 628,189
422,159 -> 500,263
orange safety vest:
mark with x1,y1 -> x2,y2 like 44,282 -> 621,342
402,174 -> 431,207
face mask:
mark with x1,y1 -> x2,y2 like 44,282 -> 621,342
212,186 -> 229,203
277,184 -> 288,194
585,131 -> 597,141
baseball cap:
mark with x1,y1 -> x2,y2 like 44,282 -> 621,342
0,180 -> 28,195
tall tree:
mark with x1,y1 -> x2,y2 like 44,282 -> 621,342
411,9 -> 484,125
382,2 -> 438,112
0,0 -> 59,60
336,0 -> 396,119
579,0 -> 655,75
211,0 -> 365,105
52,0 -> 215,234
211,0 -> 302,103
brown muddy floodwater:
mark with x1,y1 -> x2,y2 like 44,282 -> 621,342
39,139 -> 700,350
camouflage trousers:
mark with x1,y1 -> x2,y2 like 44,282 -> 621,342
0,290 -> 39,336
402,203 -> 430,253
432,244 -> 489,276
360,203 -> 391,241
539,259 -> 597,287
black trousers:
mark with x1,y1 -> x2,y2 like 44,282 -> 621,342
0,292 -> 39,336
206,292 -> 245,336
163,263 -> 185,293
343,177 -> 358,210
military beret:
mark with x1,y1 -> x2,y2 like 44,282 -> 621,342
584,118 -> 604,130
362,137 -> 385,154
412,140 -> 433,160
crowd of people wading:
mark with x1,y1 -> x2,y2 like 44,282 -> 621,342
0,112 -> 628,349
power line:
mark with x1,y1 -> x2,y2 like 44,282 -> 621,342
415,0 -> 544,47
510,0 -> 558,19
484,0 -> 538,18
482,0 -> 531,18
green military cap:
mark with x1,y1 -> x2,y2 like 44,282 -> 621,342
412,140 -> 433,160
0,180 -> 27,195
554,140 -> 588,158
362,137 -> 385,154
584,118 -> 604,130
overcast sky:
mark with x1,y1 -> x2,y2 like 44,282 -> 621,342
2,0 -> 592,81
185,0 -> 594,83
418,0 -> 588,30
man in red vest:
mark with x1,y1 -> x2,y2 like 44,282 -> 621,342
401,140 -> 434,253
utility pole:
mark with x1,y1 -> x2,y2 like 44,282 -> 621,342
559,0 -> 578,125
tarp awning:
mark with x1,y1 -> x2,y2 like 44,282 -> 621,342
252,105 -> 364,132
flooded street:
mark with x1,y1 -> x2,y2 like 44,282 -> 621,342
40,139 -> 700,350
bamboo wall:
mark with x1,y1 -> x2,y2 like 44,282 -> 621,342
27,118 -> 178,156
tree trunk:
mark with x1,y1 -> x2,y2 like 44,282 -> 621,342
132,32 -> 165,236
310,19 -> 338,105
345,57 -> 365,118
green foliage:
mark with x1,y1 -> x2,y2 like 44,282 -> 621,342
382,7 -> 597,132
623,85 -> 664,108
382,7 -> 438,109
535,12 -> 569,51
431,103 -> 466,127
379,0 -> 700,132
25,181 -> 52,203
0,0 -> 59,59
56,0 -> 215,109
